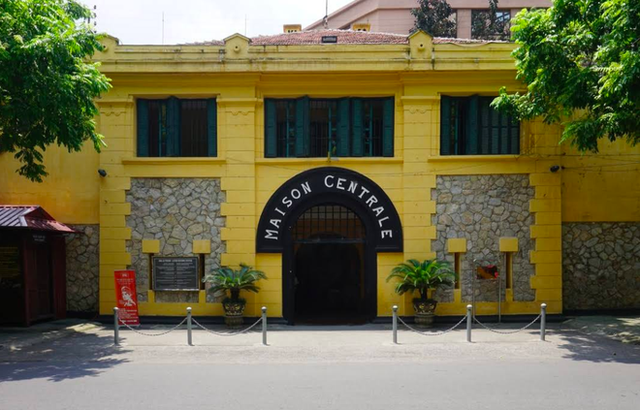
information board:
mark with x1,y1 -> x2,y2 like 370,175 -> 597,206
114,270 -> 140,326
153,257 -> 199,291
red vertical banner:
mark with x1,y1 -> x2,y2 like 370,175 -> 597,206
114,270 -> 140,326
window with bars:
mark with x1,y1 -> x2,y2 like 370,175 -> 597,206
265,97 -> 394,158
440,95 -> 520,155
137,97 -> 217,157
292,204 -> 365,243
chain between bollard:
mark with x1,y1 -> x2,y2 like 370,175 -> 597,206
473,314 -> 542,335
118,316 -> 188,337
191,316 -> 263,337
397,313 -> 468,337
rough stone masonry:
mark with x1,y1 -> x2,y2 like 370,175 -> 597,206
126,178 -> 226,303
563,222 -> 640,310
433,175 -> 536,303
65,224 -> 100,313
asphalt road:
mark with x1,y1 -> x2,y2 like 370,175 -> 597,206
1,325 -> 639,410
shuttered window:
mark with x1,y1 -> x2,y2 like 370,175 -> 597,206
265,97 -> 394,158
440,95 -> 519,155
137,98 -> 217,157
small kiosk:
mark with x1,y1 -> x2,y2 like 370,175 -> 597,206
0,206 -> 75,326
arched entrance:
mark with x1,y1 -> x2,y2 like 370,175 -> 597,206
291,204 -> 369,324
257,167 -> 403,324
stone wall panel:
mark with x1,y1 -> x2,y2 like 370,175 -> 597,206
563,223 -> 640,310
126,178 -> 226,303
433,175 -> 535,303
65,224 -> 100,312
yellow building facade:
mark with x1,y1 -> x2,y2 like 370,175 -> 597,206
1,30 -> 639,322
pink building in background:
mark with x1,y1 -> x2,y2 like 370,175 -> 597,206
305,0 -> 551,39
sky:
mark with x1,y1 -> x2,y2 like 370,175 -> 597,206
79,0 -> 355,45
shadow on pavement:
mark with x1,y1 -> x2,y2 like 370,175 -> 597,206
556,329 -> 640,364
0,331 -> 130,382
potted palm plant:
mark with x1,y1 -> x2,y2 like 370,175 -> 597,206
386,259 -> 455,327
203,264 -> 267,327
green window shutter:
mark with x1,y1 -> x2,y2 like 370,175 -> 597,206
264,99 -> 277,158
440,96 -> 451,155
382,98 -> 394,157
479,98 -> 490,154
336,98 -> 351,157
136,99 -> 149,157
207,99 -> 217,157
510,121 -> 520,154
166,97 -> 181,156
295,96 -> 310,157
351,98 -> 364,157
465,95 -> 479,155
491,105 -> 500,154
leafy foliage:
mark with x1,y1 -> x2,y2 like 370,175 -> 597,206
411,0 -> 457,38
492,0 -> 640,151
471,0 -> 511,41
386,259 -> 455,300
203,264 -> 267,303
0,0 -> 111,182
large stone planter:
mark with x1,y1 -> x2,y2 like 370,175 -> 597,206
413,298 -> 437,327
222,300 -> 246,328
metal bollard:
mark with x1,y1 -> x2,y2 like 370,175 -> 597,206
540,303 -> 547,341
261,306 -> 268,346
113,307 -> 120,346
466,305 -> 472,343
187,307 -> 193,346
392,305 -> 398,344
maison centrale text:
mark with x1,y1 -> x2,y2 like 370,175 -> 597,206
264,175 -> 393,241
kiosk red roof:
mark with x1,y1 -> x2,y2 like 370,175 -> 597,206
0,205 -> 76,233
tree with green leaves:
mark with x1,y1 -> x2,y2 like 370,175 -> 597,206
471,0 -> 511,41
0,0 -> 111,182
411,0 -> 457,38
492,0 -> 640,152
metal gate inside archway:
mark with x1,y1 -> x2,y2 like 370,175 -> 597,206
288,204 -> 376,324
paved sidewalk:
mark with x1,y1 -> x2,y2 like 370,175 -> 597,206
565,315 -> 640,345
1,317 -> 638,410
0,319 -> 101,351
1,314 -> 639,352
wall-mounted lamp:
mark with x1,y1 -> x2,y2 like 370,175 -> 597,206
98,169 -> 107,177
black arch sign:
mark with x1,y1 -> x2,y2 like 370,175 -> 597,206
256,167 -> 403,253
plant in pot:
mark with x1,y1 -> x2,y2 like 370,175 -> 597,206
202,264 -> 267,328
386,259 -> 455,327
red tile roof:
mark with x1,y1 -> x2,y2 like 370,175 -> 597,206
187,30 -> 500,47
0,206 -> 76,233
251,29 -> 409,46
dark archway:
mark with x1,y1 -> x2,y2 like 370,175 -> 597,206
256,167 -> 403,324
292,204 -> 370,324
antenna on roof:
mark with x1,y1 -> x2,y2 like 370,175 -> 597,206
323,0 -> 329,29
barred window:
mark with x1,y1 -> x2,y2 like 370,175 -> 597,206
440,96 -> 520,155
137,97 -> 217,157
265,97 -> 393,158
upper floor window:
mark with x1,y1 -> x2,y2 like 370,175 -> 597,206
136,97 -> 217,157
264,97 -> 394,158
440,95 -> 520,155
471,9 -> 511,40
